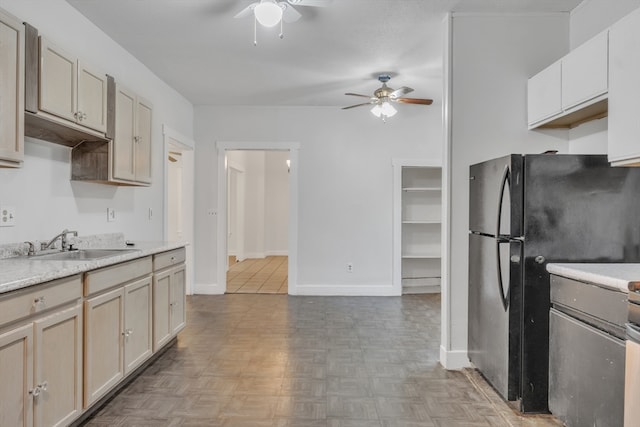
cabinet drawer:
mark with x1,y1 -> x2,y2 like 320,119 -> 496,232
84,256 -> 152,296
0,275 -> 82,326
153,248 -> 185,271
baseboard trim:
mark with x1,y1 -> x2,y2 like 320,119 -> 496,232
293,284 -> 399,296
439,345 -> 470,369
265,250 -> 288,256
193,282 -> 225,295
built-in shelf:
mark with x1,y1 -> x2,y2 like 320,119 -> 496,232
395,164 -> 442,295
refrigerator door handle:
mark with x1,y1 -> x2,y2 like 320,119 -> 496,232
496,164 -> 510,239
496,240 -> 510,311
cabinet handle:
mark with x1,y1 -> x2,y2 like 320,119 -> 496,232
38,381 -> 48,392
122,328 -> 133,337
33,296 -> 46,309
28,386 -> 41,397
133,136 -> 140,143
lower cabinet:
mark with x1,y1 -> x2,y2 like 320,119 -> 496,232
0,248 -> 185,426
84,287 -> 125,407
83,257 -> 153,407
0,323 -> 33,427
153,249 -> 186,352
0,275 -> 82,427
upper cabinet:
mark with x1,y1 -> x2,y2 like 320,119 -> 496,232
528,30 -> 609,129
527,61 -> 562,126
24,24 -> 110,147
608,7 -> 640,166
0,10 -> 24,168
39,38 -> 108,134
112,85 -> 152,184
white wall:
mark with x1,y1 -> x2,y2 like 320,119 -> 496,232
0,0 -> 193,245
264,151 -> 290,255
194,105 -> 442,294
446,13 -> 570,364
567,0 -> 640,154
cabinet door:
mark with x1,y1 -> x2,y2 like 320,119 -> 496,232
527,61 -> 562,126
135,97 -> 153,184
0,11 -> 24,167
39,38 -> 77,123
124,277 -> 153,375
170,265 -> 186,335
112,85 -> 136,181
562,30 -> 608,111
84,287 -> 124,407
0,323 -> 33,427
77,60 -> 107,133
152,269 -> 172,352
33,305 -> 82,427
608,8 -> 640,166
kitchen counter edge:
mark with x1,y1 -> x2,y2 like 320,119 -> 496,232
547,263 -> 640,293
0,241 -> 187,295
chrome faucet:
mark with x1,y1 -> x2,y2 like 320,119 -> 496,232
41,229 -> 78,251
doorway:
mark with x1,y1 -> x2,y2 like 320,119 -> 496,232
164,125 -> 195,295
225,150 -> 290,294
216,141 -> 300,295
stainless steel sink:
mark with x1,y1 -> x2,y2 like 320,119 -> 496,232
30,249 -> 140,261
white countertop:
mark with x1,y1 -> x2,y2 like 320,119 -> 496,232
0,241 -> 186,294
547,263 -> 640,293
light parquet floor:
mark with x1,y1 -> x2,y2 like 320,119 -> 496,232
82,294 -> 562,426
227,256 -> 288,294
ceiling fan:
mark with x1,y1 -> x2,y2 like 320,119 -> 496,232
235,0 -> 332,43
343,75 -> 433,121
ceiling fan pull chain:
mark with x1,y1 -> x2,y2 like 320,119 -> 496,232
279,18 -> 284,39
254,16 -> 258,46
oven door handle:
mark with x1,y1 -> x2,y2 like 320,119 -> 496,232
626,323 -> 640,343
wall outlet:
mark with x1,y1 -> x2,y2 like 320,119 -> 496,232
0,206 -> 16,227
347,262 -> 353,273
107,208 -> 116,222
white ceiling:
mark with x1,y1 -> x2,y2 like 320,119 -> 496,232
66,0 -> 583,107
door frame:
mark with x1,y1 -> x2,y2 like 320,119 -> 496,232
216,141 -> 300,294
163,124 -> 195,295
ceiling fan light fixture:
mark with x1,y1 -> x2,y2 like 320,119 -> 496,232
381,101 -> 397,117
370,104 -> 383,118
254,0 -> 283,27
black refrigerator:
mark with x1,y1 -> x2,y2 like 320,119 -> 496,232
468,154 -> 640,413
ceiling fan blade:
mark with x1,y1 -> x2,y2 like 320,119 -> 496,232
342,102 -> 376,110
287,0 -> 333,6
282,4 -> 302,23
395,97 -> 433,105
234,2 -> 258,18
389,86 -> 414,99
345,92 -> 376,99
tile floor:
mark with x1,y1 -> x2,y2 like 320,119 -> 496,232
82,294 -> 562,426
227,256 -> 288,294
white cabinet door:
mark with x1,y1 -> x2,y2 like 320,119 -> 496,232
33,305 -> 82,427
39,38 -> 76,123
0,11 -> 24,167
609,7 -> 640,166
152,270 -> 172,352
170,265 -> 186,335
134,97 -> 152,184
77,60 -> 108,133
123,276 -> 153,375
112,85 -> 136,181
0,323 -> 33,427
84,287 -> 124,407
562,30 -> 608,111
527,61 -> 562,127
